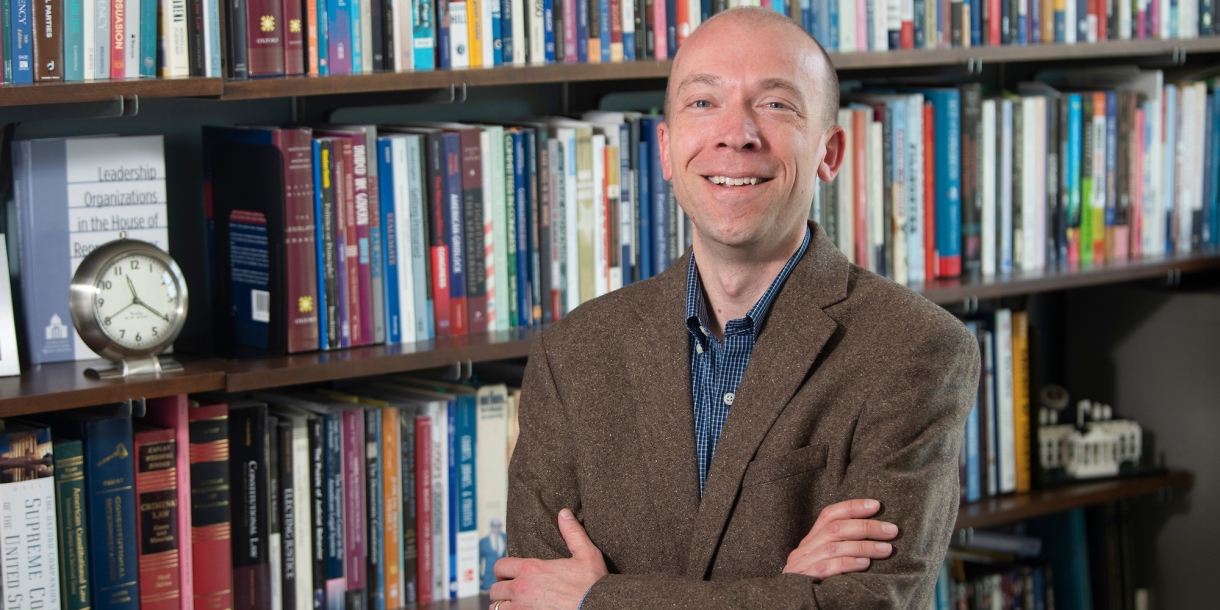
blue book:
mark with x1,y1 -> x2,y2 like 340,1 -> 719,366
637,140 -> 652,281
577,0 -> 589,62
1029,0 -> 1040,44
1104,91 -> 1118,230
969,0 -> 981,46
1164,86 -> 1177,254
1018,1 -> 1027,44
1067,95 -> 1083,242
491,0 -> 503,65
1029,509 -> 1093,610
619,122 -> 632,285
1076,0 -> 1088,41
33,405 -> 141,610
351,0 -> 364,71
1054,2 -> 1065,41
10,0 -> 33,83
1210,93 -> 1220,245
665,0 -> 676,53
64,0 -> 84,80
801,0 -> 812,34
442,133 -> 467,330
313,140 -> 332,349
378,139 -> 402,344
511,131 -> 531,327
139,0 -> 156,75
701,0 -> 710,20
599,0 -> 611,62
206,0 -> 221,74
317,0 -> 330,75
828,0 -> 838,52
917,89 -> 962,278
329,0 -> 354,73
501,0 -> 513,62
640,116 -> 668,277
436,0 -> 451,69
963,321 -> 982,503
544,0 -> 555,61
914,0 -> 926,47
447,399 -> 457,597
455,394 -> 478,597
414,0 -> 435,69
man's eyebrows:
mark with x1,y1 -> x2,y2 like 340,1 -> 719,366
676,73 -> 722,94
757,78 -> 806,103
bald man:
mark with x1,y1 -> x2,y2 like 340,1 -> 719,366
491,8 -> 980,610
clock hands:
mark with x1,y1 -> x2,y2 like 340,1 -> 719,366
127,276 -> 139,300
138,301 -> 170,321
115,271 -> 170,321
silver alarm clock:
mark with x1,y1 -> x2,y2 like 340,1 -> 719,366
69,234 -> 189,379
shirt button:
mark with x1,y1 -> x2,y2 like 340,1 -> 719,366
700,326 -> 709,336
695,343 -> 703,354
723,392 -> 735,406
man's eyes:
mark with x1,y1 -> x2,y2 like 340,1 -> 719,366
692,100 -> 712,108
766,101 -> 790,110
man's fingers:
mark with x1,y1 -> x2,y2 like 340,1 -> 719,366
557,508 -> 600,562
815,499 -> 883,527
821,540 -> 894,560
487,600 -> 517,610
494,557 -> 526,580
814,518 -> 900,542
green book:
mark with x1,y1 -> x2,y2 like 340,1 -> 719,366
1080,94 -> 1095,266
54,438 -> 91,610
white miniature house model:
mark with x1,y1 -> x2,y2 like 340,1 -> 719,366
1038,401 -> 1142,479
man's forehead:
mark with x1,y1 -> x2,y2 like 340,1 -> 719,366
675,72 -> 809,98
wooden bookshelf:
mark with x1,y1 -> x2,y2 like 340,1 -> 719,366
955,469 -> 1194,530
0,77 -> 224,108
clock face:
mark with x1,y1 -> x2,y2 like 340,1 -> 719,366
91,252 -> 182,351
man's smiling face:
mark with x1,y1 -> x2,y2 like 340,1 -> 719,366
659,12 -> 838,254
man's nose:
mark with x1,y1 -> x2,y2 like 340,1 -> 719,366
716,104 -> 763,151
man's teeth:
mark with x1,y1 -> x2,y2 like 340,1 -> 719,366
707,176 -> 761,186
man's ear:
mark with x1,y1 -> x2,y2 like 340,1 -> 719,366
658,121 -> 673,181
817,125 -> 847,183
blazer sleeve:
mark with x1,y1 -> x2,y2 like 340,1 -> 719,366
506,331 -> 583,561
579,321 -> 981,610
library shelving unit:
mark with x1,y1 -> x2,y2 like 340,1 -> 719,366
2,36 -> 1211,608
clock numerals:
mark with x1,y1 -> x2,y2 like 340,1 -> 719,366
113,266 -> 122,276
104,316 -> 111,326
135,332 -> 142,342
131,259 -> 140,270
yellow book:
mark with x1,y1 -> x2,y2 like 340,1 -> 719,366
1012,311 -> 1031,494
468,0 -> 484,67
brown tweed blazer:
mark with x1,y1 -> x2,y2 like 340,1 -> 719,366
507,221 -> 981,609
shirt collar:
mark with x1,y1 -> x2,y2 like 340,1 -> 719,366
686,225 -> 812,342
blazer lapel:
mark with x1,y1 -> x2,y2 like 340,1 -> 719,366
683,223 -> 851,579
629,254 -> 702,562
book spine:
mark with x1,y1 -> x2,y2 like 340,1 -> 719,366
443,133 -> 469,336
475,388 -> 508,594
995,309 -> 1016,495
110,0 -> 124,78
1012,310 -> 1031,494
11,0 -> 34,82
322,413 -> 346,610
437,0 -> 451,69
327,0 -> 352,73
412,0 -> 433,68
350,0 -> 364,69
306,415 -> 327,610
162,0 -> 189,76
564,0 -> 577,61
576,0 -> 588,60
365,410 -> 384,610
343,410 -> 368,610
285,0 -> 306,73
55,439 -> 92,610
368,139 -> 386,337
245,0 -> 285,74
277,129 -> 322,354
460,131 -> 489,335
224,0 -> 247,77
401,411 -> 419,605
32,0 -> 63,80
139,0 -> 155,76
380,139 -> 403,344
382,408 -> 403,608
500,0 -> 512,63
466,0 -> 482,66
454,397 -> 479,598
65,0 -> 85,80
980,330 -> 996,496
123,0 -> 137,78
528,0 -> 544,62
505,132 -> 521,323
0,426 -> 59,610
371,0 -> 385,69
85,416 -> 141,610
446,403 -> 458,597
405,136 -> 432,340
206,0 -> 222,74
335,139 -> 359,346
276,420 -> 300,610
512,131 -> 532,325
348,136 -> 374,346
189,406 -> 233,610
414,416 -> 433,605
230,406 -> 272,610
425,133 -> 453,337
316,0 -> 329,74
964,329 -> 983,503
600,0 -> 612,61
317,140 -> 341,349
134,427 -> 182,610
932,90 -> 962,278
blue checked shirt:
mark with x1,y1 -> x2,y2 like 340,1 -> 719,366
688,226 -> 811,494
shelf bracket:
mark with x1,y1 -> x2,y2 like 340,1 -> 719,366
298,83 -> 468,124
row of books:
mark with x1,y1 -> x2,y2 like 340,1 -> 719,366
960,309 -> 1032,502
931,558 -> 1055,610
205,112 -> 689,356
0,374 -> 522,610
819,68 -> 1220,285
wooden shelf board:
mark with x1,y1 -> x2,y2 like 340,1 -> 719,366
0,77 -> 224,108
218,327 -> 537,392
219,38 -> 1220,101
0,355 -> 225,419
918,251 -> 1220,305
955,469 -> 1193,530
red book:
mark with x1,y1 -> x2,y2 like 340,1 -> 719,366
319,130 -> 374,345
111,0 -> 126,78
273,128 -> 322,353
247,0 -> 287,75
330,137 -> 364,345
143,396 -> 196,610
564,0 -> 578,63
989,0 -> 1001,45
133,424 -> 182,610
901,20 -> 914,49
609,0 -> 622,59
675,0 -> 690,48
414,415 -> 433,605
924,102 -> 936,282
306,0 -> 320,73
188,402 -> 233,610
283,0 -> 306,74
852,110 -> 868,266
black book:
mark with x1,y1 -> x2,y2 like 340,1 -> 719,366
307,413 -> 327,610
371,0 -> 386,70
644,0 -> 654,57
268,415 -> 283,609
1044,96 -> 1061,268
316,138 -> 340,350
960,83 -> 983,276
633,0 -> 646,60
400,411 -> 418,605
224,397 -> 273,610
225,0 -> 248,78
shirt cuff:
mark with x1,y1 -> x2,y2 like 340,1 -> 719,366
576,582 -> 594,610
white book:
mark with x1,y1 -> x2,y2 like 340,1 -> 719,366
361,0 -> 374,71
562,129 -> 579,313
290,413 -> 314,610
686,0 -> 701,39
1158,0 -> 1169,40
0,424 -> 59,610
404,136 -> 431,339
482,0 -> 496,66
592,134 -> 608,297
891,103 -> 907,286
529,0 -> 546,65
999,99 -> 1013,274
480,130 -> 496,328
1022,97 -> 1037,272
982,99 -> 997,276
837,109 -> 855,262
161,0 -> 191,76
391,137 -> 418,344
1176,84 -> 1192,253
202,0 -> 219,76
476,385 -> 509,593
450,1 -> 471,68
622,0 -> 635,62
905,94 -> 925,286
483,126 -> 510,332
1033,96 -> 1047,271
1065,0 -> 1076,43
1119,0 -> 1131,40
93,0 -> 110,78
394,0 -> 416,70
126,1 -> 140,78
548,139 -> 564,310
875,0 -> 890,51
839,0 -> 855,53
994,309 -> 1016,495
510,0 -> 526,65
83,0 -> 95,79
868,120 -> 883,273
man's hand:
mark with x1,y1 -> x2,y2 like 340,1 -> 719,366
782,499 -> 898,581
489,509 -> 608,610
